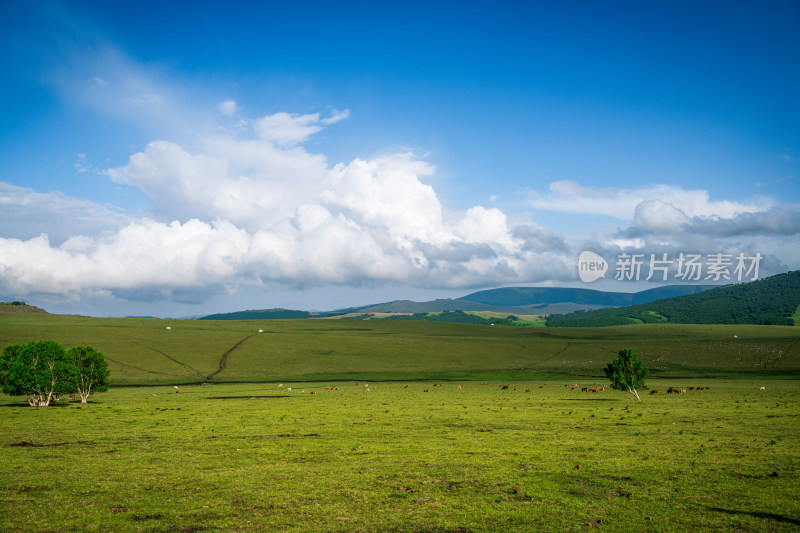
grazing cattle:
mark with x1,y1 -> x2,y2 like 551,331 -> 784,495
650,389 -> 659,395
687,386 -> 695,391
174,386 -> 179,394
667,387 -> 680,394
571,386 -> 576,390
424,389 -> 430,393
310,391 -> 316,395
589,387 -> 603,393
760,386 -> 766,390
501,385 -> 509,390
276,384 -> 283,389
404,385 -> 409,388
525,389 -> 532,393
581,387 -> 588,392
680,389 -> 687,393
457,385 -> 462,390
287,388 -> 292,392
69,393 -> 77,400
150,393 -> 157,397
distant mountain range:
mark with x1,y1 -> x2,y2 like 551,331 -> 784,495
198,284 -> 715,320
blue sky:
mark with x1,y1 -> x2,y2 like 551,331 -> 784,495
1,0 -> 798,317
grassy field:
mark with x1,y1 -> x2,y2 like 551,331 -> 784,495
1,379 -> 798,531
1,314 -> 800,385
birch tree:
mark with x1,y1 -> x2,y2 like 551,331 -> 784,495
604,348 -> 649,401
68,346 -> 109,403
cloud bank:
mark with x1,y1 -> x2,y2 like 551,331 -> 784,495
1,102 -> 797,310
0,107 -> 575,305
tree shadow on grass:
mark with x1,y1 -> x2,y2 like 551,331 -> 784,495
0,401 -> 87,408
563,398 -> 620,401
706,506 -> 800,526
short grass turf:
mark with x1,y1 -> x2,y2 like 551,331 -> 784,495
1,379 -> 798,532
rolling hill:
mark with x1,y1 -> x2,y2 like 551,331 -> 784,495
0,302 -> 47,315
546,270 -> 800,327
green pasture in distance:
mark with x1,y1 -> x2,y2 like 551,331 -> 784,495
1,380 -> 798,531
1,314 -> 800,385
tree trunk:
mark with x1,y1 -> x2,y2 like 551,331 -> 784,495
79,386 -> 91,403
629,387 -> 641,401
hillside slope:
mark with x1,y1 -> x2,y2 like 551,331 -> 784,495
0,302 -> 47,315
547,271 -> 800,327
2,314 -> 800,384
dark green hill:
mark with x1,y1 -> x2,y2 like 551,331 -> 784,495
546,271 -> 800,327
459,285 -> 712,307
200,308 -> 312,320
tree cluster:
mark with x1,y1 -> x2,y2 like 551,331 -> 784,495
377,310 -> 520,325
0,341 -> 109,407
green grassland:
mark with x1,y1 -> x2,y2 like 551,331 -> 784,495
2,313 -> 800,385
2,313 -> 800,531
1,380 -> 798,531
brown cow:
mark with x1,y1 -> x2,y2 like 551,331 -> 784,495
650,389 -> 659,395
525,389 -> 532,393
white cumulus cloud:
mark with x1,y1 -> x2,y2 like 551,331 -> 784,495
1,105 -> 579,305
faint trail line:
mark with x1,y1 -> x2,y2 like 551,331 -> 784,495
206,334 -> 258,381
137,343 -> 204,377
104,356 -> 170,376
532,342 -> 573,366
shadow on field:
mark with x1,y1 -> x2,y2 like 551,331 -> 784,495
564,398 -> 620,401
0,402 -> 89,408
706,506 -> 800,526
205,395 -> 292,399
